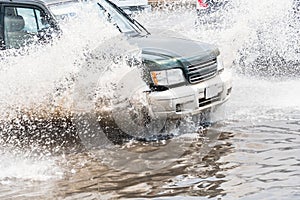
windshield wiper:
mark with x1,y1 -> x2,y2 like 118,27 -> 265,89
131,15 -> 150,36
102,0 -> 150,36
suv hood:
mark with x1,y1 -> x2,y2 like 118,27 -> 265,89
128,34 -> 219,68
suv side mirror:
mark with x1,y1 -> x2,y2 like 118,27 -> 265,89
37,25 -> 60,42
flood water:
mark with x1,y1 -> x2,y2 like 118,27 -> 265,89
0,0 -> 300,199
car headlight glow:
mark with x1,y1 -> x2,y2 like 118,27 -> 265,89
217,55 -> 224,72
151,68 -> 185,86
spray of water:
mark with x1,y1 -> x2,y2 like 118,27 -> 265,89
139,0 -> 299,76
0,11 -> 117,116
0,2 -> 122,180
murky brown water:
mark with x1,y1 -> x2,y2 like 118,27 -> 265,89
0,108 -> 299,199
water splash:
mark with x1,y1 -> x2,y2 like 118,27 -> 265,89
138,0 -> 299,78
0,3 -> 120,120
0,2 -> 131,185
0,148 -> 63,181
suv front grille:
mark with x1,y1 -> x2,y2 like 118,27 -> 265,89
187,58 -> 218,84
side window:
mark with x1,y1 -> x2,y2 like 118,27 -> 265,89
17,8 -> 50,33
17,7 -> 38,32
4,6 -> 51,49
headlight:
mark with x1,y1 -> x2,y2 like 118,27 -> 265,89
217,55 -> 224,72
151,68 -> 185,86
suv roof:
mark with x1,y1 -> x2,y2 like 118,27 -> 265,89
43,0 -> 81,6
0,0 -> 45,4
0,0 -> 79,6
0,0 -> 54,10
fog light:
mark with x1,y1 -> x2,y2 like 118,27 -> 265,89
176,104 -> 182,112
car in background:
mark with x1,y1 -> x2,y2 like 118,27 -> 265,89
110,0 -> 151,14
196,0 -> 229,14
45,0 -> 84,21
195,0 -> 232,25
47,0 -> 150,18
148,0 -> 193,6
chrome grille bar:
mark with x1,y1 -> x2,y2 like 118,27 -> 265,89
187,58 -> 218,84
190,71 -> 217,83
188,59 -> 217,71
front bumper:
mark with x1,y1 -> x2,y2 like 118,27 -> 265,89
147,69 -> 232,119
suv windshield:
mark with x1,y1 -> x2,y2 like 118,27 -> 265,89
47,0 -> 150,36
97,0 -> 150,36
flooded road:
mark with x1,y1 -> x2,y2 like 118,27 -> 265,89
0,0 -> 300,199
